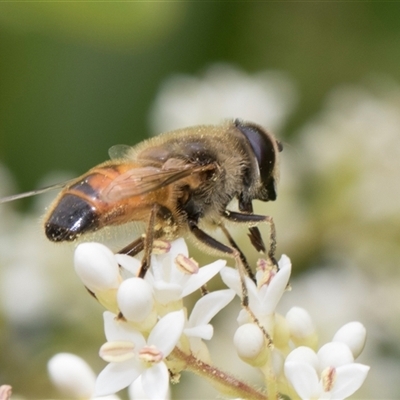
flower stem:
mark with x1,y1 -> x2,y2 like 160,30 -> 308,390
171,347 -> 268,400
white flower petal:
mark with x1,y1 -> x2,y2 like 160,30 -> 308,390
317,342 -> 354,371
261,256 -> 291,313
128,376 -> 147,400
220,267 -> 262,320
74,243 -> 121,291
153,239 -> 189,278
92,395 -> 121,400
286,346 -> 319,370
149,255 -> 165,281
167,238 -> 189,259
47,353 -> 95,397
147,310 -> 185,356
128,375 -> 170,400
332,322 -> 366,359
286,307 -> 315,338
95,360 -> 143,396
117,278 -> 154,322
330,364 -> 370,399
245,277 -> 262,310
115,254 -> 141,275
220,266 -> 241,296
103,312 -> 146,347
184,324 -> 213,340
181,260 -> 226,296
142,362 -> 170,400
222,257 -> 291,319
237,309 -> 251,326
187,289 -> 235,327
278,253 -> 291,270
284,360 -> 320,400
153,281 -> 183,304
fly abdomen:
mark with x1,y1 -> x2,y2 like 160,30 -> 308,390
44,168 -> 123,242
45,194 -> 99,241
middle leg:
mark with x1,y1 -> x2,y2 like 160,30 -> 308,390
189,221 -> 273,346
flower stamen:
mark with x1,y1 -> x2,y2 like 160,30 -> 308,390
139,345 -> 164,364
257,258 -> 277,287
99,341 -> 135,363
321,366 -> 337,392
175,254 -> 199,274
152,240 -> 171,254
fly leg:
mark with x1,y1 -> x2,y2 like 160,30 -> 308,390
223,210 -> 277,268
137,204 -> 159,278
189,221 -> 273,346
116,204 -> 160,278
219,223 -> 256,283
117,236 -> 145,257
115,205 -> 159,321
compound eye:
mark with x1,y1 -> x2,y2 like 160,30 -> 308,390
235,120 -> 280,200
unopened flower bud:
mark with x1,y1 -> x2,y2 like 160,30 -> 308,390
0,386 -> 12,400
234,323 -> 268,367
286,307 -> 318,350
285,346 -> 319,369
332,321 -> 366,359
48,353 -> 95,398
273,313 -> 291,350
318,342 -> 354,370
74,243 -> 121,292
117,277 -> 154,323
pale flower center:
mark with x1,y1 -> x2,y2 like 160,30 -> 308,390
139,345 -> 164,364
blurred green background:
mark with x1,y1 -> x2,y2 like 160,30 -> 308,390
1,2 -> 400,399
2,2 -> 400,192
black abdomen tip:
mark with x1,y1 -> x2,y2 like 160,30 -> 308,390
45,194 -> 99,242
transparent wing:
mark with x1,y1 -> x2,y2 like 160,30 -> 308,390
108,144 -> 132,160
101,162 -> 216,202
0,181 -> 70,204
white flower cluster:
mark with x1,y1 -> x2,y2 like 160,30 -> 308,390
73,238 -> 232,399
48,239 -> 369,400
148,64 -> 297,135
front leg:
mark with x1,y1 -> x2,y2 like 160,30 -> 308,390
238,197 -> 267,254
223,210 -> 277,267
188,220 -> 273,346
219,223 -> 256,283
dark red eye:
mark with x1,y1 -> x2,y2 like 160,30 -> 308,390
235,119 -> 281,201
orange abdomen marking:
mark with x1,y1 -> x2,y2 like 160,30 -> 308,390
45,163 -> 168,242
